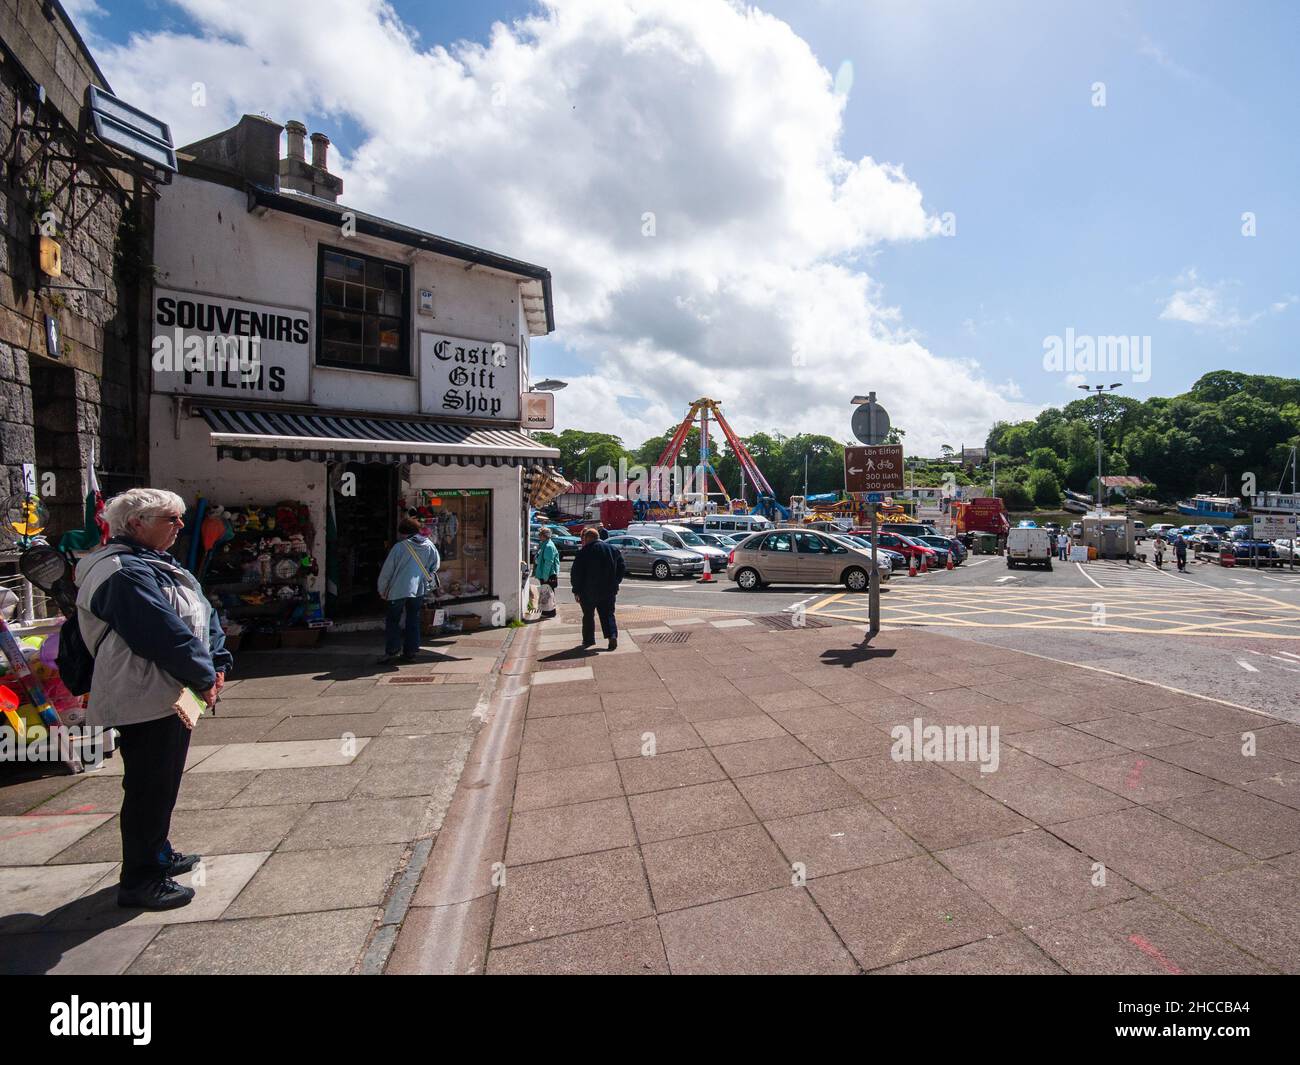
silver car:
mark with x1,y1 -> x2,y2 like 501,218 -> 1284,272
607,535 -> 705,580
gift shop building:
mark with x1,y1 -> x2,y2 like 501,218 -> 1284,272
148,115 -> 559,638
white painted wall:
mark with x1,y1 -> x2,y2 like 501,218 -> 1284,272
406,463 -> 525,623
148,393 -> 327,598
152,175 -> 532,415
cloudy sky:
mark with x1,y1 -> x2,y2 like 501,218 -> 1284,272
72,0 -> 1300,453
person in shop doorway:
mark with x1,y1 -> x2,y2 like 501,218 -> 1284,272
570,526 -> 626,651
377,517 -> 441,664
75,489 -> 231,911
533,527 -> 561,619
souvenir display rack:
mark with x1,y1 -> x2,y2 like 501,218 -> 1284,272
193,500 -> 325,649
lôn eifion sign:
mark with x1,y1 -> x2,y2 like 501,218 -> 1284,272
419,332 -> 520,421
844,444 -> 905,494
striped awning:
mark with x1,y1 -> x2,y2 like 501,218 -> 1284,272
195,405 -> 559,468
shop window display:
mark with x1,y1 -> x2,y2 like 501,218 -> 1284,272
408,490 -> 491,602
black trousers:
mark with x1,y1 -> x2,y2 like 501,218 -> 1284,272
115,712 -> 191,888
580,597 -> 618,645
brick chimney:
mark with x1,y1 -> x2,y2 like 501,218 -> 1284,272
279,121 -> 343,202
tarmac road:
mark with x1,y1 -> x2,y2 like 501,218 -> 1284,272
550,553 -> 1300,720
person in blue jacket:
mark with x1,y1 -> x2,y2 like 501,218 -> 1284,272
377,516 -> 441,663
569,526 -> 627,650
75,488 -> 232,911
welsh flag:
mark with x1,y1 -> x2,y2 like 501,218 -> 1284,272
58,444 -> 108,553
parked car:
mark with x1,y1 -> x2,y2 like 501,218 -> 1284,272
727,529 -> 888,591
1229,539 -> 1282,566
606,534 -> 705,579
860,531 -> 941,568
1230,525 -> 1252,541
531,524 -> 581,557
1149,523 -> 1178,537
831,533 -> 905,573
1006,527 -> 1053,570
697,532 -> 739,550
1132,520 -> 1147,542
1274,539 -> 1296,560
703,513 -> 773,536
916,534 -> 966,565
877,522 -> 937,539
625,523 -> 730,569
1069,522 -> 1084,538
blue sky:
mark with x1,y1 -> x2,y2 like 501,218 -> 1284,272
81,0 -> 1299,449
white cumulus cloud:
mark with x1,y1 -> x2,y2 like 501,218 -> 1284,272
83,0 -> 1036,453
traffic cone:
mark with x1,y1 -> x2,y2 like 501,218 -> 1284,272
698,556 -> 714,583
920,553 -> 929,573
908,555 -> 917,577
945,554 -> 954,571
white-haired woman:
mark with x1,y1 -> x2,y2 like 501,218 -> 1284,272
74,488 -> 232,910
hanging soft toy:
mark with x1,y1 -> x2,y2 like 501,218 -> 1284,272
244,507 -> 264,532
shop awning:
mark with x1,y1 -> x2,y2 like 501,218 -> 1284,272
195,405 -> 560,468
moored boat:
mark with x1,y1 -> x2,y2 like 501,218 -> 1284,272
1176,494 -> 1244,519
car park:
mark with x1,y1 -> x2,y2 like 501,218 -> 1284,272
696,532 -> 739,550
728,529 -> 888,591
831,533 -> 905,573
703,514 -> 773,536
916,534 -> 966,565
1229,538 -> 1283,566
606,534 -> 705,579
626,523 -> 730,569
860,531 -> 940,568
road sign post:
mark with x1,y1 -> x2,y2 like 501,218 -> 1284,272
845,437 -> 903,640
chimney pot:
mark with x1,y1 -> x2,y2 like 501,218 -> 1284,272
285,120 -> 306,161
310,131 -> 330,170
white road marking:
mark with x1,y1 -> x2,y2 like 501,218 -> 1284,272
1276,651 -> 1300,661
1075,562 -> 1105,590
1237,660 -> 1259,672
994,576 -> 1018,584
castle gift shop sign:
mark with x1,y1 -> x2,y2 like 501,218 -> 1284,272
420,332 -> 520,421
151,288 -> 311,402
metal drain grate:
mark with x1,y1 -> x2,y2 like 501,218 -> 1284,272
647,632 -> 692,644
755,613 -> 831,631
380,675 -> 446,685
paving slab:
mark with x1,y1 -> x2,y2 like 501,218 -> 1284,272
711,736 -> 819,779
1150,737 -> 1296,786
692,715 -> 787,747
532,666 -> 595,686
279,797 -> 429,850
505,796 -> 636,866
873,782 -> 1034,850
734,764 -> 864,821
1149,787 -> 1300,859
871,932 -> 1065,974
127,907 -> 379,974
658,887 -> 856,974
0,861 -> 119,933
1051,806 -> 1251,890
518,734 -> 615,774
487,915 -> 669,974
1072,715 -> 1198,751
514,762 -> 624,813
1063,752 -> 1220,806
46,851 -> 269,930
0,925 -> 160,975
94,744 -> 223,776
192,739 -> 368,773
764,803 -> 921,878
807,856 -> 1009,970
640,824 -> 790,912
224,843 -> 405,917
225,765 -> 369,807
1141,702 -> 1274,739
617,747 -> 726,795
260,713 -> 392,742
935,829 -> 1137,924
1006,727 -> 1130,766
610,722 -> 702,759
51,806 -> 306,864
1025,897 -> 1277,975
0,813 -> 115,866
491,847 -> 653,947
973,761 -> 1135,824
352,734 -> 462,766
627,780 -> 756,844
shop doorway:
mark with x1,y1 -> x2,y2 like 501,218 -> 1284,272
331,462 -> 397,616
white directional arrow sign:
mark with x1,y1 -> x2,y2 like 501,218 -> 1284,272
845,445 -> 904,494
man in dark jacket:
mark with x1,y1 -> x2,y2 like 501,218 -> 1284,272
569,526 -> 627,650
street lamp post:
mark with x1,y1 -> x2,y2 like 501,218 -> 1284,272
1078,383 -> 1123,512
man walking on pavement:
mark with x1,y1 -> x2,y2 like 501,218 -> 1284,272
570,526 -> 626,651
1057,530 -> 1070,561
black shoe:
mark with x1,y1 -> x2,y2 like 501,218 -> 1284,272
378,653 -> 401,664
162,849 -> 201,878
581,641 -> 595,649
400,653 -> 418,663
541,610 -> 557,618
607,638 -> 618,651
117,878 -> 195,910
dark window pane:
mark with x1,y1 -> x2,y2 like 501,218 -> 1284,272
323,252 -> 346,279
345,283 -> 364,310
364,260 -> 384,288
323,277 -> 344,306
385,266 -> 404,292
382,292 -> 401,316
342,256 -> 364,282
365,288 -> 381,314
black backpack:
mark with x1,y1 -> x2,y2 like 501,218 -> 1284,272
56,613 -> 107,696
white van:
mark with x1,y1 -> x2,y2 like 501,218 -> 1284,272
1006,527 -> 1053,570
702,514 -> 773,536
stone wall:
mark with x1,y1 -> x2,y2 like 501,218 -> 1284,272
0,0 -> 151,544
